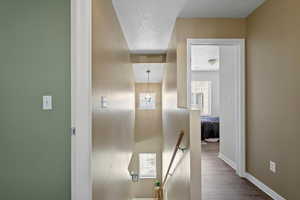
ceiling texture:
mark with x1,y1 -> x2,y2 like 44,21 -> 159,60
113,0 -> 265,54
133,63 -> 164,83
113,0 -> 265,82
179,0 -> 265,18
112,0 -> 186,54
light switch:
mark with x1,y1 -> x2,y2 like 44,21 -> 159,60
100,96 -> 108,109
43,96 -> 53,110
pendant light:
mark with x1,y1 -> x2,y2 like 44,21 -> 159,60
145,70 -> 152,103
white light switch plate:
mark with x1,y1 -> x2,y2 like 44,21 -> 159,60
43,96 -> 53,110
100,96 -> 108,109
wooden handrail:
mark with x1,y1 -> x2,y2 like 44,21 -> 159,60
162,130 -> 185,187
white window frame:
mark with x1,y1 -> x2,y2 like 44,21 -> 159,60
139,153 -> 157,179
139,93 -> 156,110
191,81 -> 212,116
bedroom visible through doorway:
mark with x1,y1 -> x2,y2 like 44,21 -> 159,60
187,39 -> 248,199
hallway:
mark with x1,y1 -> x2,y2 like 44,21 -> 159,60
202,143 -> 272,200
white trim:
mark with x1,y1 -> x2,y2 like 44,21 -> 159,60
71,0 -> 92,200
245,173 -> 286,200
187,39 -> 246,177
235,39 -> 246,177
186,41 -> 192,110
218,153 -> 237,170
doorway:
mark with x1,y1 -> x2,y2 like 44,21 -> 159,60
187,39 -> 246,177
187,39 -> 246,199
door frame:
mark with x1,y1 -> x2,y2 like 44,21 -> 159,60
187,39 -> 246,177
71,0 -> 92,200
70,2 -> 246,197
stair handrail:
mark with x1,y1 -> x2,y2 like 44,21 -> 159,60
162,130 -> 185,187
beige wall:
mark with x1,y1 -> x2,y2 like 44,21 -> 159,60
162,27 -> 191,200
247,0 -> 300,199
92,0 -> 135,199
131,138 -> 163,198
91,1 -> 300,199
189,110 -> 202,200
175,18 -> 247,107
172,4 -> 300,199
163,18 -> 247,200
130,54 -> 166,63
135,83 -> 163,142
132,83 -> 163,198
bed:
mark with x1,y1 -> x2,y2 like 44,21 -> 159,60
201,116 -> 220,141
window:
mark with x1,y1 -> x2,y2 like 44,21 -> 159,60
139,93 -> 156,110
139,153 -> 157,179
191,81 -> 212,116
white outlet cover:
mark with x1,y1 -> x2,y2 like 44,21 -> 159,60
270,161 -> 276,173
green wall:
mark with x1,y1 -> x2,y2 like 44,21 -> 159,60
0,0 -> 70,199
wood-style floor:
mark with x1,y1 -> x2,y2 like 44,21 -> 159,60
202,142 -> 272,200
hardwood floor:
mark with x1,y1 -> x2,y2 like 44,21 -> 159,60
202,142 -> 272,200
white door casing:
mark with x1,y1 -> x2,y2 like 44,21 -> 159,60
71,0 -> 92,200
187,39 -> 246,177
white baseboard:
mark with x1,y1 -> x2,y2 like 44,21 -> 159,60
245,173 -> 286,200
218,153 -> 237,170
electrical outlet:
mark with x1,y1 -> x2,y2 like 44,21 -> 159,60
270,161 -> 276,173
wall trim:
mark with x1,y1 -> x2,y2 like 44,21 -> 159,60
218,153 -> 237,170
187,39 -> 246,177
245,173 -> 286,200
71,0 -> 92,200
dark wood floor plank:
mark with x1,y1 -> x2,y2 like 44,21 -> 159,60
202,142 -> 272,200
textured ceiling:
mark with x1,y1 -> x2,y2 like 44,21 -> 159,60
113,0 -> 265,54
133,63 -> 164,83
112,0 -> 187,53
179,0 -> 265,18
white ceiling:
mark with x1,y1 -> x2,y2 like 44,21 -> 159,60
133,63 -> 164,83
112,0 -> 187,53
191,45 -> 220,71
113,0 -> 265,53
179,0 -> 265,18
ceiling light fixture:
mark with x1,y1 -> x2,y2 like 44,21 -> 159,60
144,70 -> 152,103
208,58 -> 217,66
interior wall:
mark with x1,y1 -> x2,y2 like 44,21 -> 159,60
135,83 -> 163,142
191,71 -> 220,116
0,1 -> 70,199
92,0 -> 135,199
246,0 -> 300,199
132,83 -> 163,198
131,138 -> 162,198
174,17 -> 246,172
162,18 -> 247,200
162,27 -> 191,200
130,54 -> 167,63
176,18 -> 247,108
